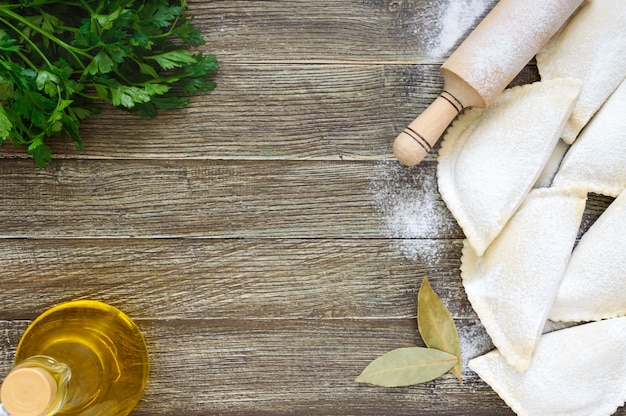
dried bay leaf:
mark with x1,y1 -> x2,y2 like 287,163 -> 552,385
418,277 -> 463,382
355,347 -> 458,387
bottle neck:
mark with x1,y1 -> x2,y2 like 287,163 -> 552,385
0,356 -> 70,416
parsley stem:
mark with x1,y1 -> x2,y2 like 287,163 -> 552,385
78,0 -> 96,16
75,90 -> 100,100
0,16 -> 53,68
0,6 -> 89,69
150,0 -> 186,40
57,25 -> 80,33
15,51 -> 37,71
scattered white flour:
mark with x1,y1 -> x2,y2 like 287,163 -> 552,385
428,0 -> 493,58
457,319 -> 494,372
369,161 -> 452,264
369,162 -> 497,379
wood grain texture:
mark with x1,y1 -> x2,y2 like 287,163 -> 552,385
0,159 -> 609,239
0,159 -> 457,238
0,65 -> 538,161
1,0 -> 622,415
0,318 -> 508,415
191,0 -> 499,63
6,0 -> 500,163
57,64 -> 443,161
0,238 -> 472,320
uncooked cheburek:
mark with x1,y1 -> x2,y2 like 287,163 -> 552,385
461,187 -> 586,371
469,317 -> 626,416
534,139 -> 570,189
437,78 -> 581,257
550,190 -> 626,322
552,78 -> 626,197
536,0 -> 626,144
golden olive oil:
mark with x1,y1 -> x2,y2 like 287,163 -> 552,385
14,300 -> 149,416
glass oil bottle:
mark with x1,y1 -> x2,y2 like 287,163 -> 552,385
0,300 -> 149,416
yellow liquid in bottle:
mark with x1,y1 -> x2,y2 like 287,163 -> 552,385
14,300 -> 149,416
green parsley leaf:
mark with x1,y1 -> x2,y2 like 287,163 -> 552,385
146,50 -> 197,70
0,105 -> 13,141
27,135 -> 52,169
92,8 -> 123,31
0,74 -> 14,99
0,30 -> 19,52
36,70 -> 60,96
85,50 -> 115,75
173,18 -> 206,46
0,0 -> 218,167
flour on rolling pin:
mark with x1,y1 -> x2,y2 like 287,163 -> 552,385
426,0 -> 492,58
393,0 -> 584,167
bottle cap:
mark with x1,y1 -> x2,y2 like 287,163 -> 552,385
1,367 -> 57,416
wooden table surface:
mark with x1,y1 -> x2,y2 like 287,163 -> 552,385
0,1 -> 622,415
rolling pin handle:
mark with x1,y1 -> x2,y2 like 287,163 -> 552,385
393,91 -> 464,166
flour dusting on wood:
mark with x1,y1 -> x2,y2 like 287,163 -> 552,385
370,161 -> 452,264
457,320 -> 494,372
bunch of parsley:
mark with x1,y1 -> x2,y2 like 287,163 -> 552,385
0,0 -> 218,167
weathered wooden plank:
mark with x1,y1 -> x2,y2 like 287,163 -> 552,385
4,317 -> 622,415
77,64 -> 438,161
0,159 -> 458,238
139,318 -> 503,415
0,318 -> 512,415
191,0 -> 499,63
0,64 -> 539,161
3,317 -> 625,415
0,64 -> 442,161
0,238 -> 474,321
1,1 -> 618,415
0,159 -> 611,239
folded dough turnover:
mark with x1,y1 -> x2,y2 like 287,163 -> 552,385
469,317 -> 626,416
534,139 -> 569,189
461,187 -> 586,371
537,0 -> 626,144
552,78 -> 626,197
438,79 -> 581,256
550,190 -> 626,322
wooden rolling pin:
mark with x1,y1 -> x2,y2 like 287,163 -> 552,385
393,0 -> 584,166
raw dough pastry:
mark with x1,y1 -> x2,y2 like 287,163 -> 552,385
461,187 -> 586,371
550,190 -> 626,322
534,139 -> 569,188
438,78 -> 581,257
537,0 -> 626,144
469,317 -> 626,416
552,78 -> 626,197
